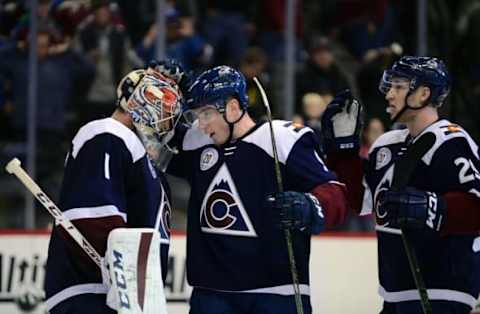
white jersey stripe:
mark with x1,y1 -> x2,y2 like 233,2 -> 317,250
104,153 -> 110,179
375,225 -> 402,235
72,118 -> 145,162
379,285 -> 477,308
45,283 -> 108,310
242,120 -> 313,164
240,284 -> 310,296
63,205 -> 127,222
196,284 -> 310,296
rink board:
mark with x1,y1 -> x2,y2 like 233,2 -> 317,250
0,231 -> 381,314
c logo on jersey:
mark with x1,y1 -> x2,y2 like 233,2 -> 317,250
200,147 -> 219,171
156,188 -> 171,244
374,166 -> 394,226
376,147 -> 392,170
200,164 -> 257,237
205,190 -> 236,228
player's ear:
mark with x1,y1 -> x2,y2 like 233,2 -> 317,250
420,86 -> 431,103
225,98 -> 241,119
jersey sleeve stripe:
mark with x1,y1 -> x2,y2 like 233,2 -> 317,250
238,284 -> 310,296
421,120 -> 480,166
63,205 -> 127,222
104,153 -> 110,179
379,285 -> 478,308
45,283 -> 108,311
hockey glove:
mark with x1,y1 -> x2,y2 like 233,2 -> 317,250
321,89 -> 363,153
148,59 -> 191,92
266,191 -> 325,234
377,187 -> 446,232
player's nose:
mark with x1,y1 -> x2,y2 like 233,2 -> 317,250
385,88 -> 395,101
198,118 -> 208,131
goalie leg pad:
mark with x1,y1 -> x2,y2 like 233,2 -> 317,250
105,228 -> 168,314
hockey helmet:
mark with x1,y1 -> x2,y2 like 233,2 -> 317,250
379,56 -> 451,107
116,69 -> 182,137
185,66 -> 248,113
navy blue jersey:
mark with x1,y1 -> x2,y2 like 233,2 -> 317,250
44,118 -> 171,311
168,120 -> 337,295
361,119 -> 480,308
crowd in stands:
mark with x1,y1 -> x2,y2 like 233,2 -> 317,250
1,0 -> 479,230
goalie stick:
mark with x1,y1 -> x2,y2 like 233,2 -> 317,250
5,158 -> 103,267
391,132 -> 436,314
5,157 -> 168,314
253,77 -> 304,314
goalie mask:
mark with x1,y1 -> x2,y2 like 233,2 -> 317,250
116,69 -> 182,168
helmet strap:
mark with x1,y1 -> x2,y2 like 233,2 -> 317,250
223,109 -> 246,143
391,90 -> 430,123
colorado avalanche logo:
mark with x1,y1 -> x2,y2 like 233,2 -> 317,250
200,164 -> 257,237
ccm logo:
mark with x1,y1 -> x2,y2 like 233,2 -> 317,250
426,193 -> 438,230
113,250 -> 131,309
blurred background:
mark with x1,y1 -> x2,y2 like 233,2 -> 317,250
1,0 -> 480,232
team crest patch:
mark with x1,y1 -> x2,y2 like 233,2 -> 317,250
200,147 -> 219,171
376,147 -> 391,170
199,163 -> 257,237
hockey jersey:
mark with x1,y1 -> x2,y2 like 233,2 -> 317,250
168,120 -> 337,295
361,119 -> 480,308
44,118 -> 171,311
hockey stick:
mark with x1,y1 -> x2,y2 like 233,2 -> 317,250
391,132 -> 436,314
6,158 -> 169,314
5,158 -> 103,267
253,77 -> 304,314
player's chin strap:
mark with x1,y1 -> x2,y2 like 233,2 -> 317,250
223,109 -> 246,143
391,92 -> 431,123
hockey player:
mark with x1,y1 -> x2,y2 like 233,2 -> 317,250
322,56 -> 480,314
44,68 -> 182,313
161,65 -> 350,314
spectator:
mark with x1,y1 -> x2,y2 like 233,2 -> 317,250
296,36 -> 350,114
239,47 -> 270,120
0,30 -> 95,203
200,0 -> 258,66
136,11 -> 210,72
259,0 -> 304,62
297,92 -> 331,144
75,0 -> 142,125
356,42 -> 402,128
359,117 -> 385,159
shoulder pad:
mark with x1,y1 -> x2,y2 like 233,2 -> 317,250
369,128 -> 409,153
72,118 -> 145,162
183,124 -> 214,151
421,119 -> 479,165
242,120 -> 314,164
